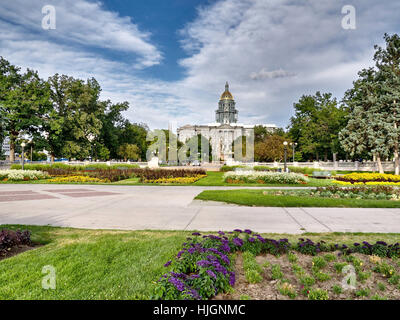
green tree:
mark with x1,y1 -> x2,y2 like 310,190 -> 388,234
118,144 -> 140,161
42,74 -> 105,161
255,134 -> 291,162
288,92 -> 348,161
339,68 -> 387,172
97,100 -> 129,159
118,122 -> 149,160
340,34 -> 400,174
0,57 -> 51,162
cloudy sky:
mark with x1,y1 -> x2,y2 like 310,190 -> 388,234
1,0 -> 399,129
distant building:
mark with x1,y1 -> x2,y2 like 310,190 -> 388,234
1,137 -> 10,159
177,82 -> 277,162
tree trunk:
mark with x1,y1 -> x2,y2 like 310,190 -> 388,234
9,141 -> 15,163
51,154 -> 55,163
394,119 -> 400,175
376,154 -> 384,174
324,150 -> 328,162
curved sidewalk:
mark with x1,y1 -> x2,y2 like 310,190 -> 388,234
0,184 -> 399,234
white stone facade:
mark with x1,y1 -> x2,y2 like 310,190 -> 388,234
177,83 -> 274,162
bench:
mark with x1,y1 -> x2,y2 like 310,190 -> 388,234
312,171 -> 332,179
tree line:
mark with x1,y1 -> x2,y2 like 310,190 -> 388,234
255,33 -> 400,174
0,58 -> 148,162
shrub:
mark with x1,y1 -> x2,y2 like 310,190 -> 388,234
224,170 -> 309,185
278,282 -> 297,299
0,169 -> 48,181
243,252 -> 263,284
355,288 -> 370,297
336,172 -> 400,184
299,275 -> 315,287
332,285 -> 342,295
308,289 -> 329,300
0,229 -> 31,255
271,264 -> 284,280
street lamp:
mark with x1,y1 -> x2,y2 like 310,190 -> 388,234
21,142 -> 26,170
290,142 -> 298,163
283,141 -> 288,172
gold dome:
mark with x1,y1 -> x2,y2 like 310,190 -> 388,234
220,82 -> 234,100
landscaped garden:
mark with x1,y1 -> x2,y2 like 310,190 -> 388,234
195,186 -> 400,208
0,225 -> 399,300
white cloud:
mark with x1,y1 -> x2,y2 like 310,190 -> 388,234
0,0 -> 162,68
1,0 -> 400,130
250,69 -> 296,80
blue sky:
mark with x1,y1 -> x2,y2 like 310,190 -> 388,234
1,0 -> 400,129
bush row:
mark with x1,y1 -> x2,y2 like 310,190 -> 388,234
223,170 -> 309,184
11,163 -> 140,171
0,229 -> 31,255
0,169 -> 49,181
131,168 -> 206,182
154,229 -> 400,300
336,173 -> 400,184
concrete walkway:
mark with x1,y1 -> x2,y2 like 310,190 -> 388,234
0,184 -> 399,234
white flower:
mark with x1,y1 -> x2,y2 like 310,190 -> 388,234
0,169 -> 48,181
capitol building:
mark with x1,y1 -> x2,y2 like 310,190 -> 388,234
177,82 -> 276,162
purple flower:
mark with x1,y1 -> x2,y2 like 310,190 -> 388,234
164,261 -> 172,267
197,260 -> 211,267
233,237 -> 244,247
248,237 -> 255,243
187,247 -> 196,254
190,274 -> 200,279
192,232 -> 201,236
218,231 -> 225,236
168,277 -> 185,291
244,229 -> 252,234
215,264 -> 227,275
206,270 -> 217,279
233,229 -> 242,233
229,271 -> 235,286
177,250 -> 186,258
220,254 -> 230,264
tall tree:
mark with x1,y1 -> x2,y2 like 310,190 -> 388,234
43,74 -> 105,161
374,33 -> 400,174
340,34 -> 400,174
339,68 -> 388,173
0,57 -> 51,162
288,92 -> 348,161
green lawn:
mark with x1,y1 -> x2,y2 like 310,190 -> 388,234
0,225 -> 188,299
195,189 -> 400,208
1,225 -> 399,300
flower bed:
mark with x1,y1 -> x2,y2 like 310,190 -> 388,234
132,168 -> 206,182
223,170 -> 309,184
154,229 -> 399,300
47,176 -> 110,183
145,174 -> 207,184
270,186 -> 400,201
0,169 -> 49,181
0,229 -> 31,257
335,173 -> 400,184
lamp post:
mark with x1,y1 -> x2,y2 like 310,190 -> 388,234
21,142 -> 26,170
290,142 -> 298,163
283,141 -> 288,172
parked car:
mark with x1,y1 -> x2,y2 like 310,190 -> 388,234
191,160 -> 201,166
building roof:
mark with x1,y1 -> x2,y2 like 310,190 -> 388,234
220,81 -> 234,100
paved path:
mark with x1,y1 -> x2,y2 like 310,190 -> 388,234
0,184 -> 400,234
